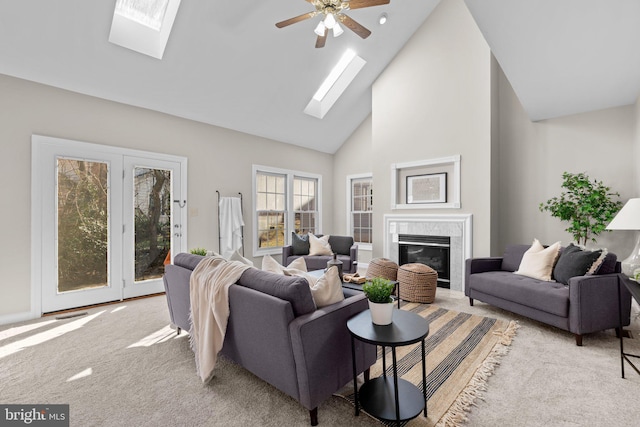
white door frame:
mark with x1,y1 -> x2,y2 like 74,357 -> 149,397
31,135 -> 187,316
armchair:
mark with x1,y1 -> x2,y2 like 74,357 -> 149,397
282,234 -> 358,273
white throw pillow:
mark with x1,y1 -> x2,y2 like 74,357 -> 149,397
290,266 -> 344,308
309,233 -> 333,256
227,250 -> 254,267
515,239 -> 561,281
261,254 -> 286,274
284,257 -> 307,274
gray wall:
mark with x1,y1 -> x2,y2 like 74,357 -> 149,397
0,74 -> 333,321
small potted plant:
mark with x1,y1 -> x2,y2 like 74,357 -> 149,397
189,248 -> 208,256
362,277 -> 396,325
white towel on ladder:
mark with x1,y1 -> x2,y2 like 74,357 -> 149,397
219,197 -> 244,257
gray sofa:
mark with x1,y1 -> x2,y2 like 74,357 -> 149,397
163,253 -> 376,426
282,234 -> 358,273
465,244 -> 633,346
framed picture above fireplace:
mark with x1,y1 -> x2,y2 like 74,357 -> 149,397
391,155 -> 461,210
406,173 -> 447,204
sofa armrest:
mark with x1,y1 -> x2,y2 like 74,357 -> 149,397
465,257 -> 503,296
282,245 -> 293,265
348,244 -> 359,273
288,293 -> 376,410
568,273 -> 632,335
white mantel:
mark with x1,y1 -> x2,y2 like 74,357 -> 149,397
384,214 -> 473,292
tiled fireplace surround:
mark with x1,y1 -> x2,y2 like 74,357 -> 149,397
384,214 -> 473,292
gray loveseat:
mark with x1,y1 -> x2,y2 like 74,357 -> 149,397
465,244 -> 632,346
282,234 -> 358,273
163,253 -> 376,425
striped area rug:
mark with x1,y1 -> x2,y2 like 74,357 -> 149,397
338,303 -> 518,427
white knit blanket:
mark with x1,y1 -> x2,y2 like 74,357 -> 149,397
189,255 -> 251,383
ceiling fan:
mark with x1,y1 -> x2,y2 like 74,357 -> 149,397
276,0 -> 390,48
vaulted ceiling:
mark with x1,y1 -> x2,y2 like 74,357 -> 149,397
0,1 -> 638,154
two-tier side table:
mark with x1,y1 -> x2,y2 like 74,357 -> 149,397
347,309 -> 430,426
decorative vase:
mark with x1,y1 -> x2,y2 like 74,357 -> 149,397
326,253 -> 344,281
368,300 -> 394,325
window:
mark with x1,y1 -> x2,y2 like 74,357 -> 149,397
348,174 -> 373,246
253,166 -> 321,255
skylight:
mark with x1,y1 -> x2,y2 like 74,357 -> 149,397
304,49 -> 367,119
109,0 -> 181,59
115,0 -> 170,31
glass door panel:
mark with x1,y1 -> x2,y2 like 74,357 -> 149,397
57,158 -> 109,293
123,156 -> 182,299
133,167 -> 171,283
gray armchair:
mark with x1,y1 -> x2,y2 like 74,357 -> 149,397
282,234 -> 358,273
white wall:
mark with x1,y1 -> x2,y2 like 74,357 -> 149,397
332,115 -> 373,264
496,66 -> 637,256
0,74 -> 333,322
370,0 -> 493,258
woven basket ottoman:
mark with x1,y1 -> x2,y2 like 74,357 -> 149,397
397,263 -> 438,303
366,258 -> 399,281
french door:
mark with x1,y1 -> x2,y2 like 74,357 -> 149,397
34,136 -> 186,313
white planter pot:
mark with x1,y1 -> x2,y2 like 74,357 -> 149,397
368,300 -> 394,325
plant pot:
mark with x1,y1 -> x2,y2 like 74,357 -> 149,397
368,300 -> 394,325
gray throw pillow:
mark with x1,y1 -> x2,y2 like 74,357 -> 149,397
291,232 -> 310,255
328,235 -> 354,256
553,244 -> 602,285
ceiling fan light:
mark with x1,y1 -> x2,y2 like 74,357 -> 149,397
314,21 -> 326,36
324,13 -> 336,29
333,22 -> 344,37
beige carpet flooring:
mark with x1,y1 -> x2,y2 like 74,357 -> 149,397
1,288 -> 639,426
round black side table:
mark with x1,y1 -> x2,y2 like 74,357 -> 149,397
347,309 -> 429,426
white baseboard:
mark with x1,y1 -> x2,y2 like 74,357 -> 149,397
0,310 -> 38,326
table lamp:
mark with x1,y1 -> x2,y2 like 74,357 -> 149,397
606,198 -> 640,277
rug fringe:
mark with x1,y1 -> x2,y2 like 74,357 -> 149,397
435,320 -> 519,427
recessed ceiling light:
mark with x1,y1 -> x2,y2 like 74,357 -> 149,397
378,13 -> 388,25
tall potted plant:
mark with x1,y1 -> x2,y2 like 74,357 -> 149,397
539,172 -> 622,246
362,277 -> 396,325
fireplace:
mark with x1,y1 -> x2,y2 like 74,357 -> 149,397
398,234 -> 451,288
384,214 -> 472,292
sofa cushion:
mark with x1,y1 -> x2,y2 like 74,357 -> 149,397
237,268 -> 316,316
501,245 -> 531,272
553,244 -> 603,285
469,271 -> 570,317
291,232 -> 310,255
514,239 -> 560,281
309,233 -> 333,256
328,235 -> 354,256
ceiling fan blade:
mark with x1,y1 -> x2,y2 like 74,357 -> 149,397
339,14 -> 372,39
347,0 -> 390,10
276,12 -> 316,28
315,28 -> 328,48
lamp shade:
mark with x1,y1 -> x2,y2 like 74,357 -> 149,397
606,198 -> 640,230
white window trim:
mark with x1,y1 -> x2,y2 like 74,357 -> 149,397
252,165 -> 322,257
346,173 -> 373,251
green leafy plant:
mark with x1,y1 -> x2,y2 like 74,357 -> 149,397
362,277 -> 395,304
189,248 -> 208,256
539,172 -> 622,246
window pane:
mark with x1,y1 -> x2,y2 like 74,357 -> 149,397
57,158 -> 109,293
134,167 -> 171,282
